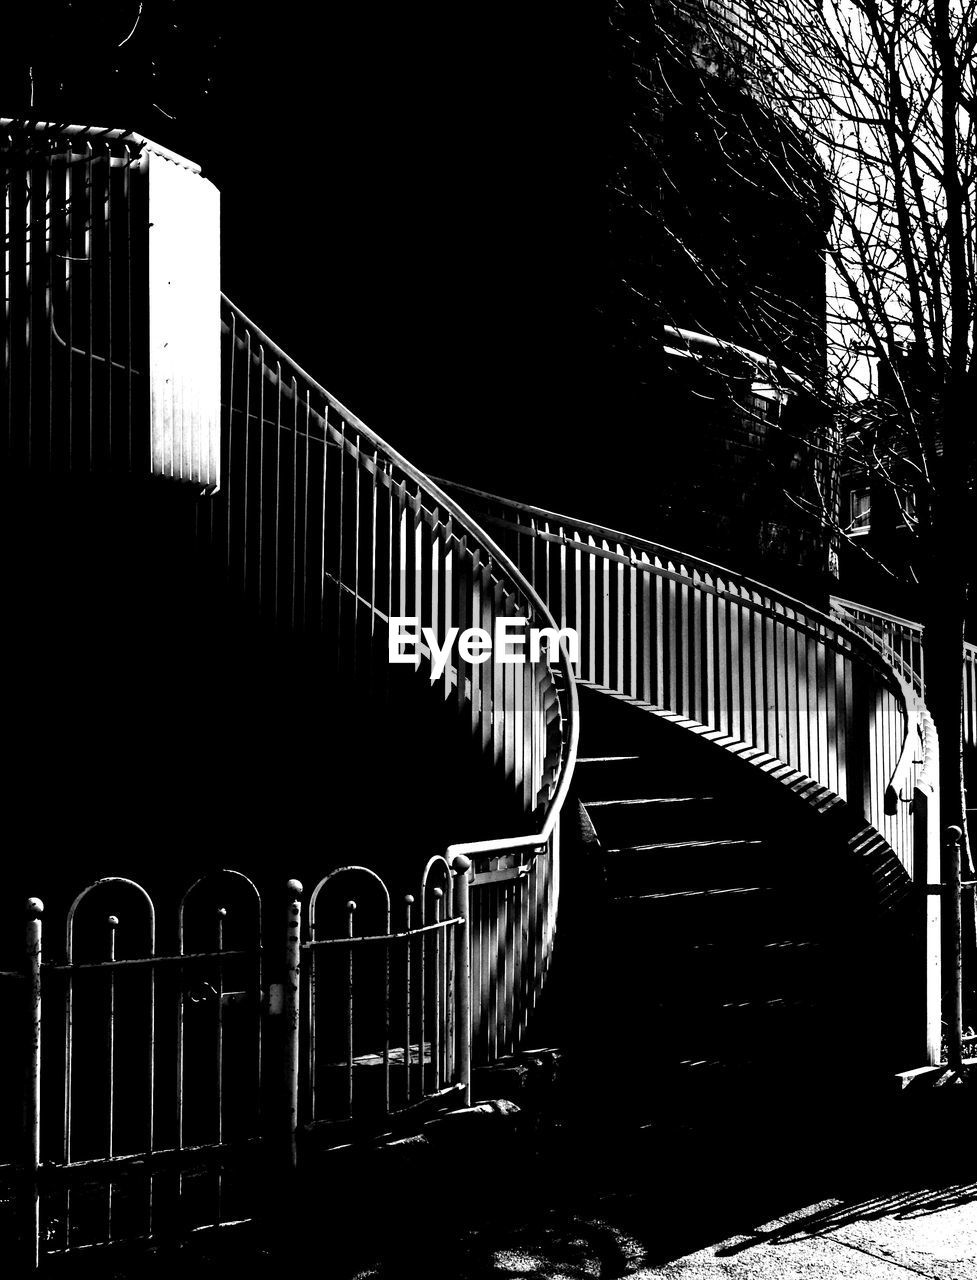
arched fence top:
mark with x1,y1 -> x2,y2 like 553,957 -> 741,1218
65,877 -> 157,962
178,869 -> 263,951
308,866 -> 392,933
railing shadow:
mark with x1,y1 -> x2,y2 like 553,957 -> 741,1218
715,1180 -> 977,1260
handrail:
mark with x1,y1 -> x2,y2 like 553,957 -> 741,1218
438,477 -> 936,882
213,298 -> 579,1064
663,325 -> 816,394
831,596 -> 977,753
439,477 -> 918,710
219,295 -> 578,862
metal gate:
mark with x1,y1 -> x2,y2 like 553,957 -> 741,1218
4,858 -> 472,1268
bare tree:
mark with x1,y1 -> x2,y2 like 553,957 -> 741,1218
653,0 -> 977,862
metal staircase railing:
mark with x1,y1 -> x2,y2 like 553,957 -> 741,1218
212,297 -> 579,1060
439,478 -> 942,1058
2,117 -> 579,1072
3,117 -> 953,1268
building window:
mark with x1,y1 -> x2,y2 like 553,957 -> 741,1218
849,487 -> 871,535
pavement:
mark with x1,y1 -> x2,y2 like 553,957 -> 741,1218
475,1183 -> 977,1279
43,1076 -> 977,1280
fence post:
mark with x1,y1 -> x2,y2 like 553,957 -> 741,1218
451,855 -> 472,1107
916,783 -> 942,1067
25,898 -> 43,1272
284,880 -> 303,1172
945,827 -> 964,1071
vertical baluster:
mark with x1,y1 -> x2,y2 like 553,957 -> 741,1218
731,582 -> 743,740
601,542 -> 611,689
481,561 -> 493,756
442,521 -> 454,702
753,593 -> 766,752
106,915 -> 118,1240
572,533 -> 583,682
23,149 -> 34,467
290,375 -> 300,632
103,143 -> 113,465
432,888 -> 443,1092
63,905 -> 74,1249
146,898 -> 156,1239
256,342 -> 267,610
352,439 -> 362,670
587,536 -> 597,684
346,899 -> 357,1118
445,886 -> 455,1092
816,634 -> 829,788
336,421 -> 347,653
84,143 -> 94,468
716,580 -> 728,737
641,555 -> 652,704
691,570 -> 702,723
452,857 -> 472,1108
44,152 -> 54,467
456,538 -> 470,717
26,899 -> 43,1274
419,888 -> 427,1098
494,582 -> 507,773
214,906 -> 226,1224
283,881 -> 302,1172
383,890 -> 392,1119
703,574 -> 715,729
775,605 -> 789,764
319,407 -> 330,639
629,551 -> 638,700
270,365 -> 283,624
403,895 -> 412,1105
615,543 -> 625,693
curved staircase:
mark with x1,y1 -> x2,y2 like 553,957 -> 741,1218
0,122 -> 947,1262
441,480 -> 943,1101
563,684 -> 918,1120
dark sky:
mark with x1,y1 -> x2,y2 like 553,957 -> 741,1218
4,2 -> 611,502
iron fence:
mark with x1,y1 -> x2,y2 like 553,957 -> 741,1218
3,861 -> 473,1268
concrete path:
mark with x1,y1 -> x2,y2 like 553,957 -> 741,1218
478,1183 -> 977,1280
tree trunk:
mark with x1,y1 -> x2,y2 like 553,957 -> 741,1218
925,580 -> 969,853
923,379 -> 974,1019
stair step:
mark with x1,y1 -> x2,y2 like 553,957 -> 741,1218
576,755 -> 642,765
600,1007 -> 823,1069
608,884 -> 774,904
602,838 -> 788,895
687,938 -> 822,957
604,880 -> 829,940
587,796 -> 759,846
605,837 -> 766,855
584,795 -> 718,807
621,936 -> 830,1005
563,682 -> 868,1104
571,755 -> 654,801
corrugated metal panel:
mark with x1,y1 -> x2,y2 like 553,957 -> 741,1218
148,152 -> 220,491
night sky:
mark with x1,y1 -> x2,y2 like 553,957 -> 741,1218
4,2 -> 611,503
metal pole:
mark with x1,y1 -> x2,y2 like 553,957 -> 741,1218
945,826 -> 964,1071
451,856 -> 472,1107
26,898 -> 43,1272
284,880 -> 303,1172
